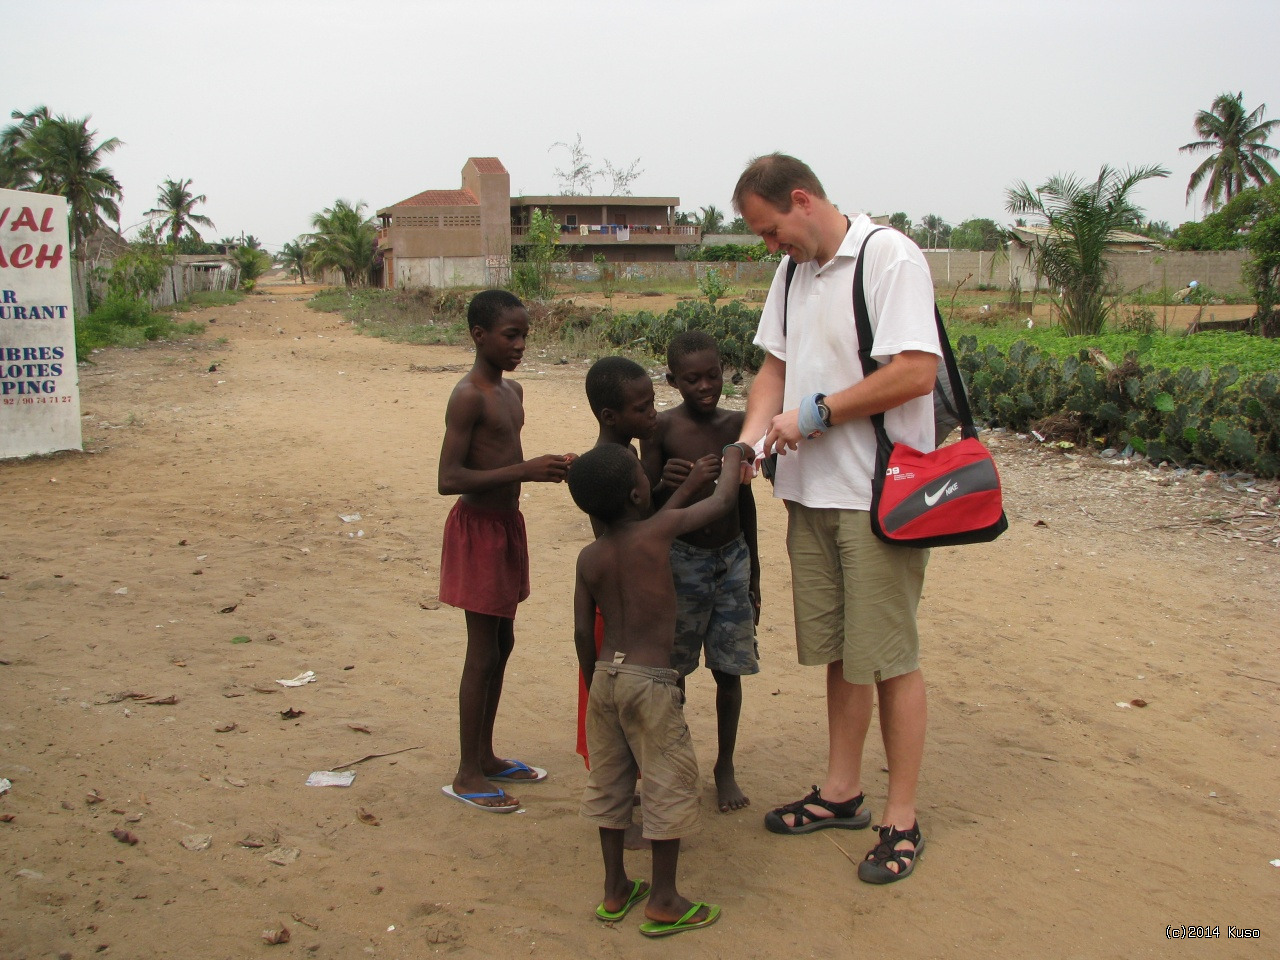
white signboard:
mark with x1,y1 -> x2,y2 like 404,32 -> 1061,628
1,188 -> 82,458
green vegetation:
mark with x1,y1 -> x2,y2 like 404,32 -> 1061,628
144,177 -> 215,248
308,199 -> 378,288
696,268 -> 731,306
277,238 -> 312,284
1,107 -> 123,250
1180,92 -> 1278,213
75,246 -> 206,355
511,207 -> 563,300
1006,163 -> 1170,336
308,287 -> 472,345
232,244 -> 271,290
955,336 -> 1280,476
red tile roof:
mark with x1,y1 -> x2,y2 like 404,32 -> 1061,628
394,189 -> 479,207
469,157 -> 506,174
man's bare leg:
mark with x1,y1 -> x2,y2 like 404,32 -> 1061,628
872,668 -> 926,872
772,661 -> 871,827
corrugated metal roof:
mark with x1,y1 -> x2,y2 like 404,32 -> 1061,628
1010,225 -> 1161,249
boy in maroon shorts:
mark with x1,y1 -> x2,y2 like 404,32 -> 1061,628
438,289 -> 575,812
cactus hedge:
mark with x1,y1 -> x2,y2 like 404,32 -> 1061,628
601,300 -> 1280,478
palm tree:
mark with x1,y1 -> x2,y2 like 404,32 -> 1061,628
308,200 -> 377,288
1181,92 -> 1279,213
21,114 -> 123,250
277,238 -> 312,284
0,106 -> 50,189
1006,163 -> 1169,336
698,204 -> 725,235
144,177 -> 215,248
916,214 -> 948,248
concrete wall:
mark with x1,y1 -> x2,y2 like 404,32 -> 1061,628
554,260 -> 778,284
395,256 -> 489,289
1108,250 -> 1248,298
933,248 -> 1249,297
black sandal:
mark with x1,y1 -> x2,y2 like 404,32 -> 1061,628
763,785 -> 871,835
858,821 -> 924,883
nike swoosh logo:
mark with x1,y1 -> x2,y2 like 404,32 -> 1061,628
923,486 -> 948,507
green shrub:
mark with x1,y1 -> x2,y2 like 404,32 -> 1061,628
956,336 -> 1280,476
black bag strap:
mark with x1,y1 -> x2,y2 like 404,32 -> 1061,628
781,256 -> 798,337
851,228 -> 978,444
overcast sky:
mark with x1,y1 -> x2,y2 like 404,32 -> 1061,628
8,0 -> 1278,251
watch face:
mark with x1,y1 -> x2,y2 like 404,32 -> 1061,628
817,401 -> 832,427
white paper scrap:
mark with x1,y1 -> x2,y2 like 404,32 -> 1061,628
339,513 -> 361,523
278,670 -> 317,687
306,770 -> 355,787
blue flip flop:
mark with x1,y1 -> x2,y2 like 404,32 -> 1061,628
487,760 -> 548,783
638,901 -> 721,938
440,784 -> 519,813
595,878 -> 651,922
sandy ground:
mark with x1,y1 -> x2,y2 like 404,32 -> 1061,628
2,280 -> 1278,959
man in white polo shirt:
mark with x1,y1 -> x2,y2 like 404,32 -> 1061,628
733,153 -> 939,884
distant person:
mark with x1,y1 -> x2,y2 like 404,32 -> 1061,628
1175,279 -> 1199,302
733,153 -> 940,882
641,330 -> 761,813
437,289 -> 574,812
568,441 -> 745,937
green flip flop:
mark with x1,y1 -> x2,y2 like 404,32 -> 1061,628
638,901 -> 721,938
595,878 -> 650,922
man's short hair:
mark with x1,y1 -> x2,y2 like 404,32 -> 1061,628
667,330 -> 719,371
585,356 -> 648,416
732,153 -> 827,213
567,444 -> 638,522
467,289 -> 524,330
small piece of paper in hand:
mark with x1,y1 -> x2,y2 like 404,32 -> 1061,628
278,671 -> 317,687
306,771 -> 355,787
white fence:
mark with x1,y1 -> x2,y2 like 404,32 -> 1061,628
70,261 -> 240,317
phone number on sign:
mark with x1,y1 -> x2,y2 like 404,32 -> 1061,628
1165,926 -> 1261,939
3,395 -> 71,405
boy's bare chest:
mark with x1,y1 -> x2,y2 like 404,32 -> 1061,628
661,410 -> 740,461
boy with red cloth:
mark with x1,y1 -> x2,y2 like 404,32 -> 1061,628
438,289 -> 574,812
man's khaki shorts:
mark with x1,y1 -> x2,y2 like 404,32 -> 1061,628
580,662 -> 700,841
785,503 -> 928,684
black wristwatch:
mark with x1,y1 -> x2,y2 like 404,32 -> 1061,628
815,393 -> 833,429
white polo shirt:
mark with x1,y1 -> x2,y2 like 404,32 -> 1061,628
753,213 -> 940,510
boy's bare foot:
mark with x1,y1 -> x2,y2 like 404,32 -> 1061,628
714,762 -> 749,813
643,894 -> 713,927
482,758 -> 547,782
443,779 -> 519,811
598,877 -> 650,918
624,822 -> 651,850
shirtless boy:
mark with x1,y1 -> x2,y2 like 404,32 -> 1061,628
437,289 -> 574,812
641,331 -> 760,813
568,441 -> 746,937
574,356 -> 660,767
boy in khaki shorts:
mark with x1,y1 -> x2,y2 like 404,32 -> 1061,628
567,442 -> 745,937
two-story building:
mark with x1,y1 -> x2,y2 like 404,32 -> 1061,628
376,157 -> 700,289
376,157 -> 512,289
510,196 -> 698,263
